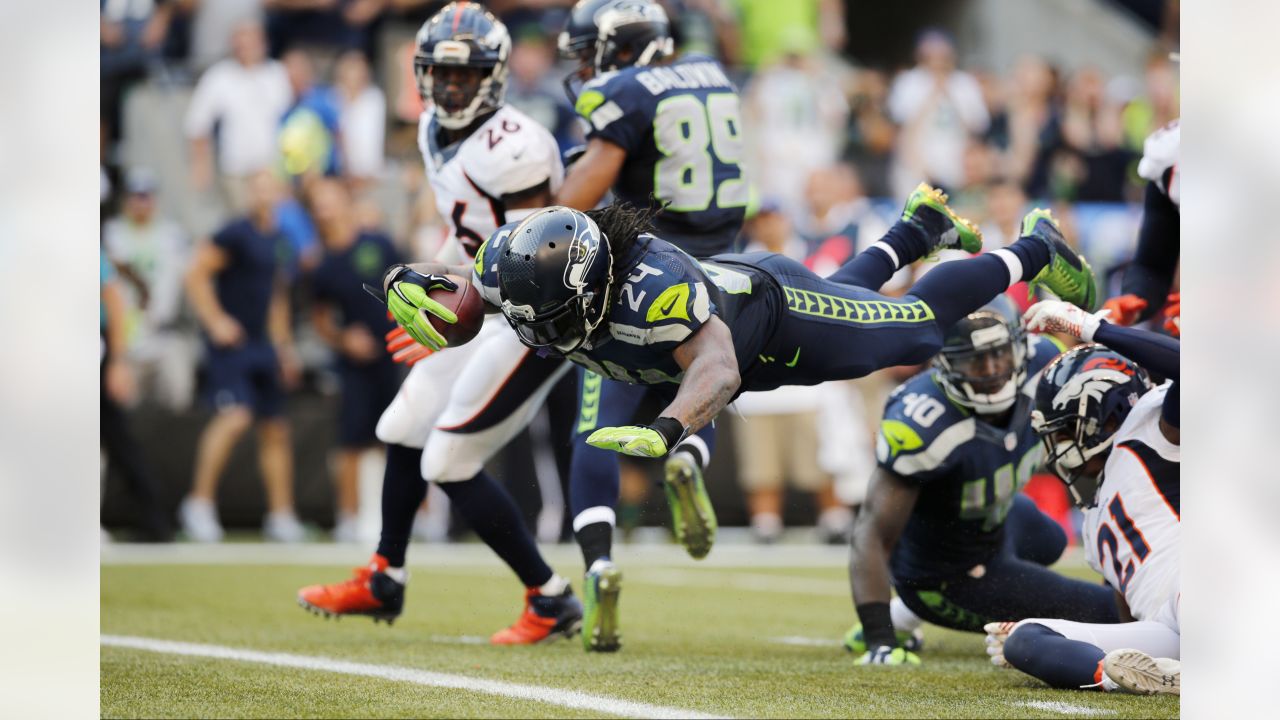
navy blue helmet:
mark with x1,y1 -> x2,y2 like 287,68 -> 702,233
1031,344 -> 1151,507
414,2 -> 511,129
933,294 -> 1029,414
559,0 -> 673,98
497,207 -> 614,356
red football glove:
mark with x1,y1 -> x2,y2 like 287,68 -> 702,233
385,326 -> 433,366
1162,293 -> 1180,337
1100,294 -> 1148,326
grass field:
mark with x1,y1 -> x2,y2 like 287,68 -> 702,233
101,543 -> 1178,718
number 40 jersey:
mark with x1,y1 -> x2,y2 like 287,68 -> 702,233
418,104 -> 565,262
575,54 -> 748,257
876,334 -> 1066,584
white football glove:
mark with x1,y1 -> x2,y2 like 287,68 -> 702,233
1023,300 -> 1111,342
983,621 -> 1017,669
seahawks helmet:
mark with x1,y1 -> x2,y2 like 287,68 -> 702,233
414,2 -> 511,129
559,0 -> 673,96
497,207 -> 614,356
1030,344 -> 1151,508
933,294 -> 1028,414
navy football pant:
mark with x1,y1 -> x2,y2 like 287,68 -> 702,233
1002,623 -> 1106,690
893,496 -> 1119,633
569,369 -> 715,565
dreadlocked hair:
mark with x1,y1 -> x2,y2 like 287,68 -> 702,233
584,199 -> 664,322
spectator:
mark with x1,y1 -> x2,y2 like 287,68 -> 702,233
504,29 -> 581,153
185,20 -> 292,209
842,67 -> 896,198
743,47 -> 849,221
307,179 -> 402,542
728,0 -> 844,71
732,202 -> 852,543
1029,66 -> 1134,202
887,28 -> 989,197
101,0 -> 175,142
188,0 -> 264,73
102,253 -> 173,542
264,0 -> 384,58
279,48 -> 342,178
181,170 -> 304,543
800,164 -> 907,292
333,49 -> 386,185
102,168 -> 197,412
999,55 -> 1060,187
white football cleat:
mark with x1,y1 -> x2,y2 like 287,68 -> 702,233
1103,648 -> 1180,696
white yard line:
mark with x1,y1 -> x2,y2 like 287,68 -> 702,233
769,636 -> 844,648
1016,700 -> 1115,716
102,635 -> 727,720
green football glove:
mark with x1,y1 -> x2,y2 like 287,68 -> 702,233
857,645 -> 921,666
383,265 -> 458,351
585,417 -> 687,458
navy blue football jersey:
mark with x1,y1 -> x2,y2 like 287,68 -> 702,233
574,54 -> 747,256
878,334 -> 1067,583
474,226 -> 774,384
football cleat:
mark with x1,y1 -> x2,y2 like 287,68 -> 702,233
900,182 -> 984,255
297,554 -> 404,624
1020,208 -> 1098,311
490,586 -> 584,645
663,452 -> 717,560
842,623 -> 925,656
1103,649 -> 1181,696
582,559 -> 623,652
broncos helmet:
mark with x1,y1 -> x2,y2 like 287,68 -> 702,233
1031,344 -> 1152,508
559,0 -> 674,99
497,207 -> 614,356
414,2 -> 511,129
933,294 -> 1029,415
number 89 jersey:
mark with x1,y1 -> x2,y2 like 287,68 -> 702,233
574,54 -> 747,257
419,105 -> 564,262
1083,382 -> 1179,621
877,334 -> 1065,583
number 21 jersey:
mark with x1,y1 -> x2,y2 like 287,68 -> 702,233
418,104 -> 564,262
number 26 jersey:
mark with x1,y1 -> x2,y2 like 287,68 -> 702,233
418,104 -> 564,263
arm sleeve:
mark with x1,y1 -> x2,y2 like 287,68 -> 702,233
873,392 -> 957,485
1121,181 -> 1180,319
1094,322 -> 1179,382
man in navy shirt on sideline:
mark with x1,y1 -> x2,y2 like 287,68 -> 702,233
308,179 -> 403,542
182,170 -> 304,543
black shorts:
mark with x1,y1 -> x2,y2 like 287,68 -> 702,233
337,359 -> 402,448
204,339 -> 284,418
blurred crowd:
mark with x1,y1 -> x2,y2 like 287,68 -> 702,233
99,0 -> 1178,543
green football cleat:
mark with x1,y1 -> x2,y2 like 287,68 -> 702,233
582,559 -> 622,653
663,452 -> 717,560
1020,208 -> 1099,311
843,623 -> 925,655
900,182 -> 984,255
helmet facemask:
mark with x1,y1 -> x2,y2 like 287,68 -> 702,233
1031,409 -> 1114,508
935,314 -> 1028,415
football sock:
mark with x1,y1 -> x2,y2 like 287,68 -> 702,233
994,234 -> 1052,284
1003,622 -> 1107,690
384,566 -> 408,584
573,507 -> 616,567
906,238 -> 1044,330
539,573 -> 570,596
828,221 -> 930,289
439,470 -> 554,588
888,597 -> 923,633
375,443 -> 429,568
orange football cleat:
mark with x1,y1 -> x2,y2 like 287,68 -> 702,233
1100,294 -> 1148,326
489,587 -> 583,645
297,554 -> 404,624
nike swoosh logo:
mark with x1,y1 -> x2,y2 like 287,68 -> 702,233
659,296 -> 679,316
785,347 -> 802,367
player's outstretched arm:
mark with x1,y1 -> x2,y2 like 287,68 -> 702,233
584,317 -> 740,458
850,468 -> 921,664
555,138 -> 627,211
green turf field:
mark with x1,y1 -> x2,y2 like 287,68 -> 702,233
101,545 -> 1178,718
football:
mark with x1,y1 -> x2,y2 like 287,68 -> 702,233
428,274 -> 485,346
